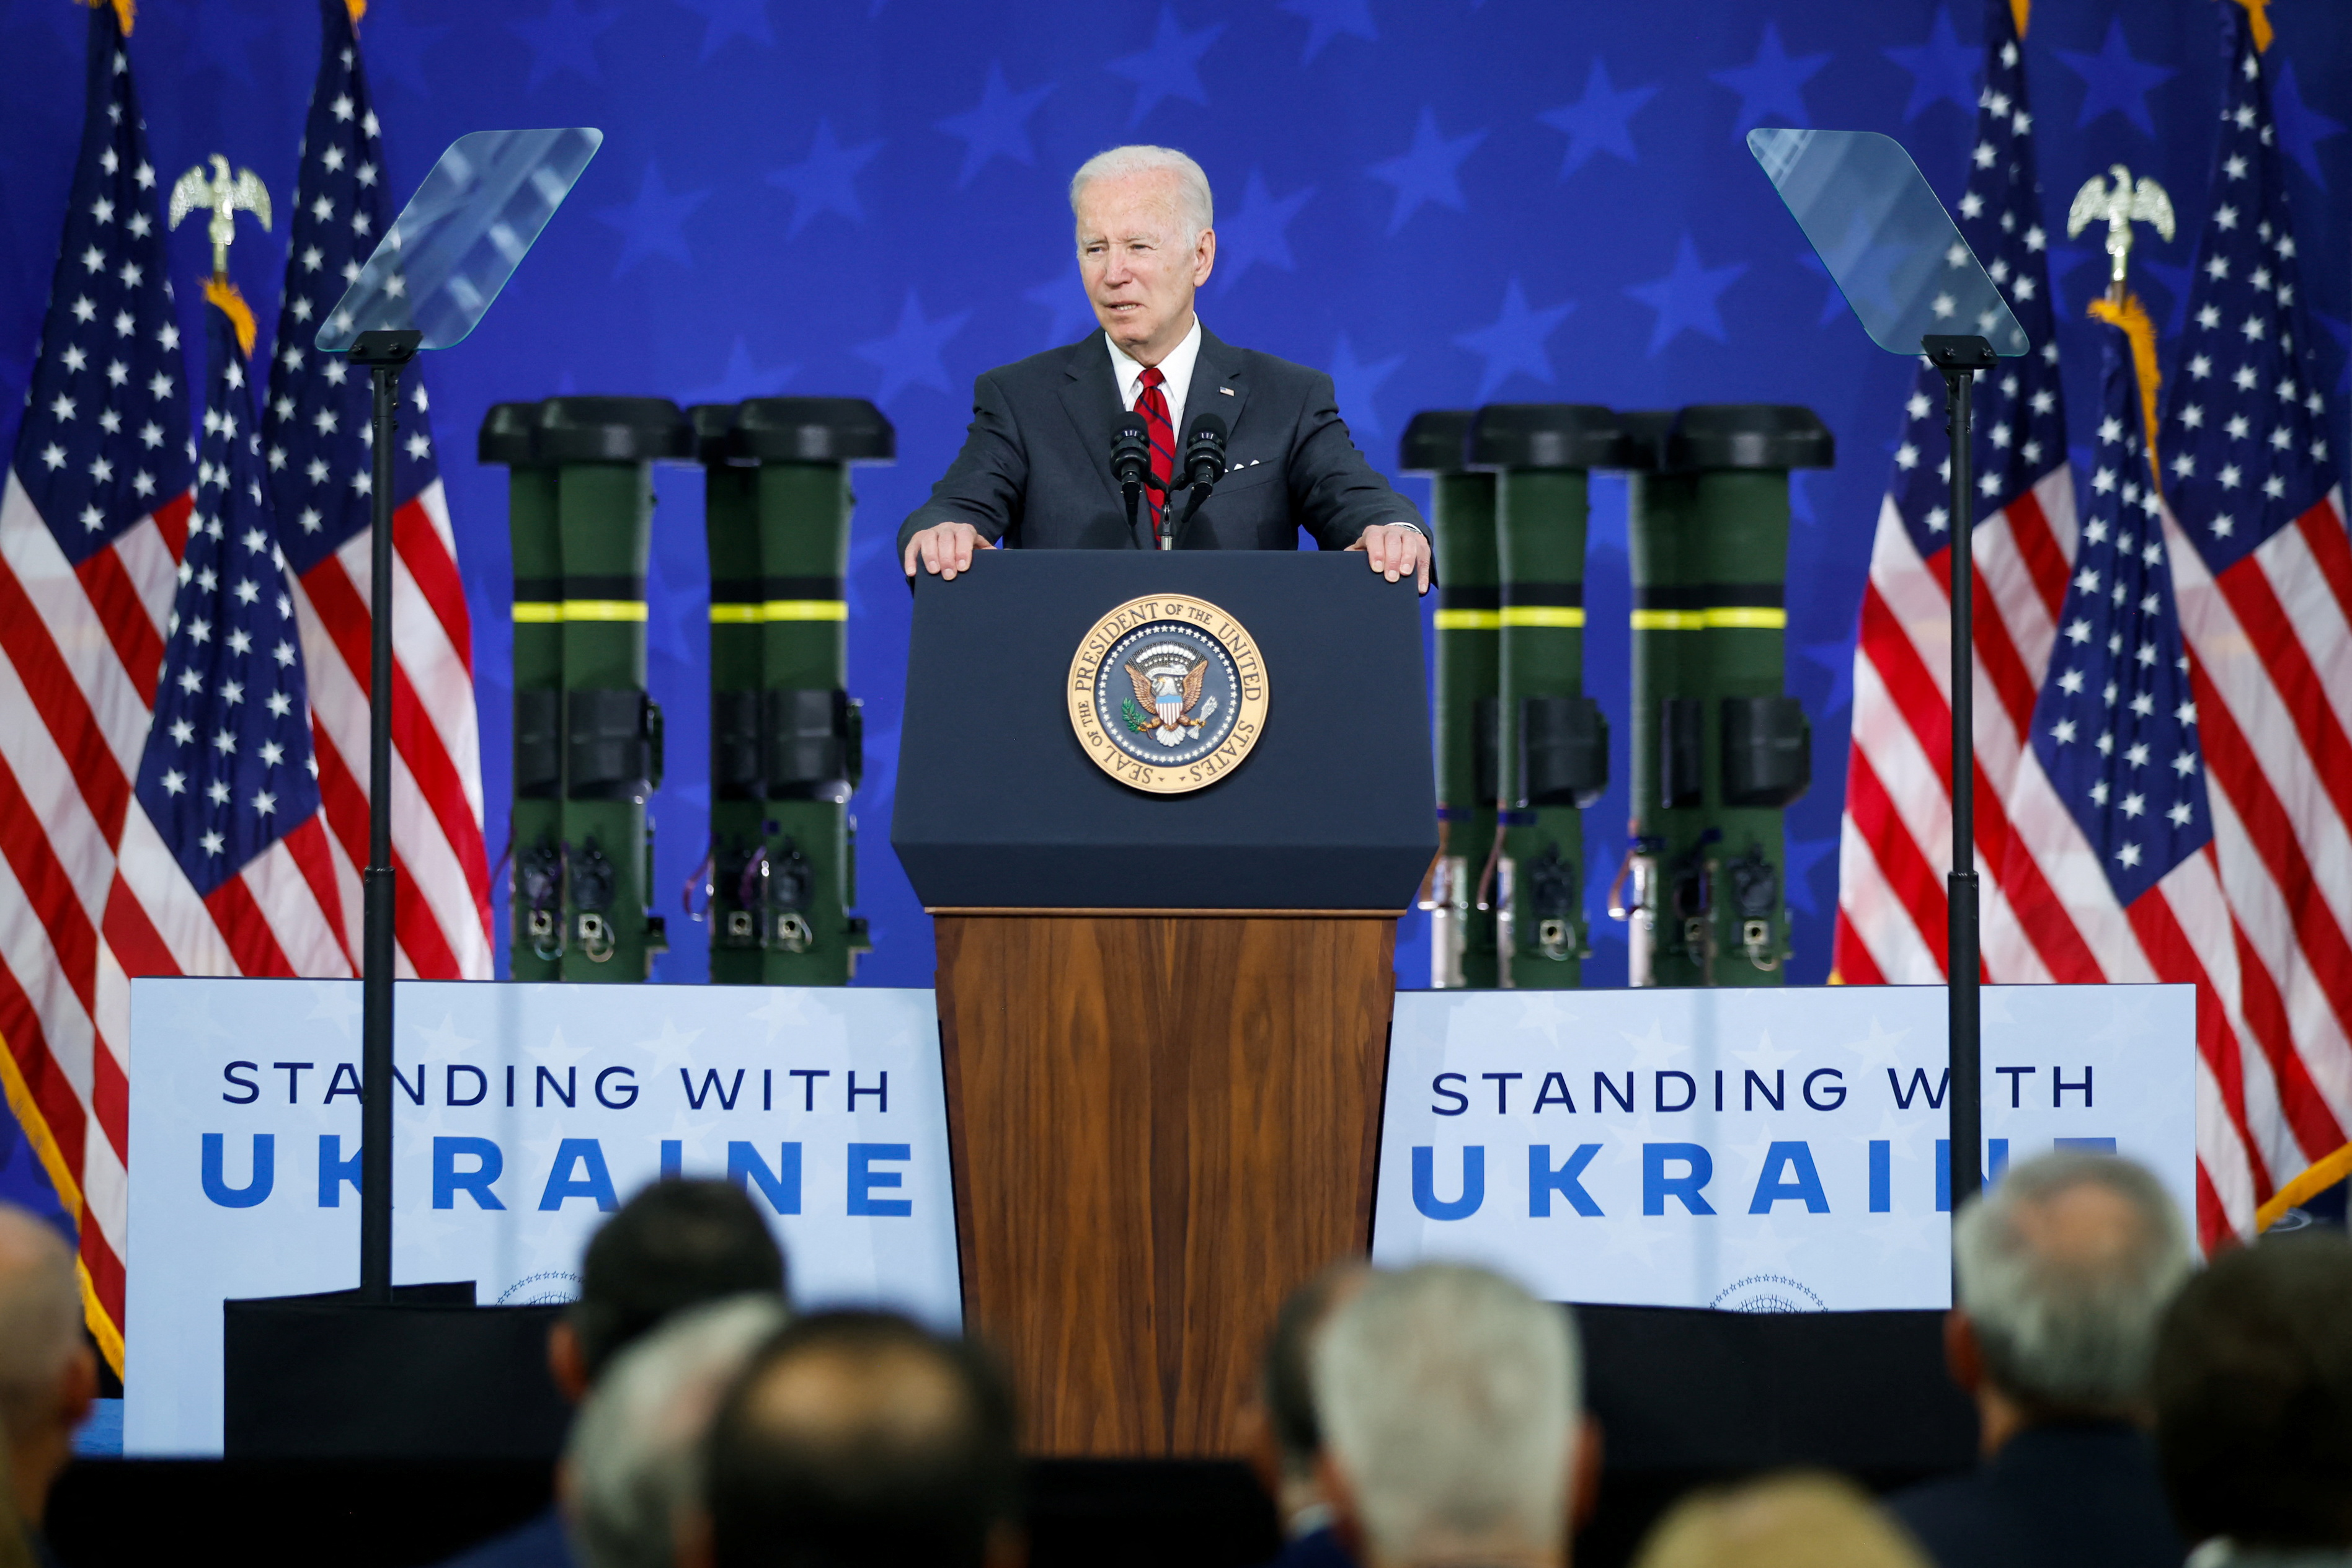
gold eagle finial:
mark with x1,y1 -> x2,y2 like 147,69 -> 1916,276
167,154 -> 271,277
2066,164 -> 2175,299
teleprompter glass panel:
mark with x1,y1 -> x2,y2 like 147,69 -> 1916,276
1747,128 -> 2026,358
315,127 -> 602,353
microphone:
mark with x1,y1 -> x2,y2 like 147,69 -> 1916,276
1111,412 -> 1156,548
1169,412 -> 1229,548
1178,411 -> 1228,490
1110,412 -> 1153,493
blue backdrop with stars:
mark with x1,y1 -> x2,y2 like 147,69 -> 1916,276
3,0 -> 2350,1039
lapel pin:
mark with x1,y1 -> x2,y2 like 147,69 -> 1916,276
1220,386 -> 1235,396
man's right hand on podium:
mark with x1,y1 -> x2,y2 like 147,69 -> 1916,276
903,520 -> 994,581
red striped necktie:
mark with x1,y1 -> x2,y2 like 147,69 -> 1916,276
1137,364 -> 1175,544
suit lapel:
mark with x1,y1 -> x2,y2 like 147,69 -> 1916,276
1193,326 -> 1251,454
1057,332 -> 1140,542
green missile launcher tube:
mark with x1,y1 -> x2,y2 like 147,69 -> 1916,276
538,397 -> 695,981
481,402 -> 564,980
1617,406 -> 1831,987
693,399 -> 893,985
693,404 -> 768,984
1400,411 -> 1499,988
1469,405 -> 1620,989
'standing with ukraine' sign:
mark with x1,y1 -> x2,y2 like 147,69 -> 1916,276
125,978 -> 2195,1453
1369,985 -> 2196,1312
125,979 -> 960,1457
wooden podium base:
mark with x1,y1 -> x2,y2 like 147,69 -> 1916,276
933,911 -> 1396,1457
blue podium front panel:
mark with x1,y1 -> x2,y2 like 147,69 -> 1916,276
892,551 -> 1437,910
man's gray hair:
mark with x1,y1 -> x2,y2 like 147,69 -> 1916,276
1070,145 -> 1214,243
564,1293 -> 789,1568
1313,1263 -> 1580,1562
1953,1150 -> 2193,1411
0,1205 -> 82,1441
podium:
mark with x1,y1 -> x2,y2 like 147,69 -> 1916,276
894,552 -> 1436,1456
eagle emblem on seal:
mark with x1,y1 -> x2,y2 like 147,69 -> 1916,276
1122,649 -> 1218,747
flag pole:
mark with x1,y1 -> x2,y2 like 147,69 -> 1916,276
345,326 -> 420,1304
1925,333 -> 1994,1220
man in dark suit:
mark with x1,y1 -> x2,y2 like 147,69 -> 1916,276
0,1204 -> 97,1568
1244,1264 -> 1370,1568
1889,1151 -> 2193,1568
899,144 -> 1429,591
433,1179 -> 788,1568
2153,1230 -> 2352,1564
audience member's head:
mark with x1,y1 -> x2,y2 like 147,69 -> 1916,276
1251,1260 -> 1372,1529
552,1179 -> 788,1401
566,1294 -> 790,1568
696,1311 -> 1021,1568
1313,1264 -> 1591,1568
0,1205 -> 95,1530
2154,1230 -> 2352,1552
1948,1151 -> 2191,1443
1631,1473 -> 1930,1568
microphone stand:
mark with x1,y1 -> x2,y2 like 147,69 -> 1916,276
1924,333 -> 1994,1221
344,326 -> 420,1304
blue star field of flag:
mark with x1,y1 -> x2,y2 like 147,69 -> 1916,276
3,0 -> 2351,989
9,11 -> 192,565
133,302 -> 321,895
2160,6 -> 2340,577
2030,329 -> 2210,905
264,0 -> 439,579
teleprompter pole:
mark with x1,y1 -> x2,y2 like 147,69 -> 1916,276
1925,334 -> 1992,1218
347,328 -> 421,1304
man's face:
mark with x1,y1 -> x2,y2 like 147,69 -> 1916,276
1076,170 -> 1215,365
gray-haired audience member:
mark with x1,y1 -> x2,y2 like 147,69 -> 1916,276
2154,1231 -> 2352,1567
1248,1263 -> 1370,1568
564,1295 -> 789,1568
440,1179 -> 789,1568
1889,1151 -> 2194,1568
690,1310 -> 1021,1568
0,1205 -> 95,1557
1312,1264 -> 1597,1568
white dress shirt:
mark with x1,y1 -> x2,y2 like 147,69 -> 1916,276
1106,313 -> 1204,439
1104,312 -> 1420,537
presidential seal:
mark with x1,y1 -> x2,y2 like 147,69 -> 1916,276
1067,594 -> 1269,794
1709,1273 -> 1826,1313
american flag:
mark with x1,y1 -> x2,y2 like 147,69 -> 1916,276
261,0 -> 492,981
110,284 -> 352,988
2154,1 -> 2352,1241
0,3 -> 192,1367
1994,295 -> 2252,1251
1832,0 -> 2082,990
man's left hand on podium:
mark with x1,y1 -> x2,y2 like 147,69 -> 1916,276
1348,522 -> 1431,594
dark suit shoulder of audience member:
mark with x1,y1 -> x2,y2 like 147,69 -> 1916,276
1888,1153 -> 2193,1568
1889,1424 -> 2185,1568
1264,1522 -> 1355,1568
431,1510 -> 573,1568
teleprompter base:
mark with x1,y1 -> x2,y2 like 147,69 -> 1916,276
223,1284 -> 569,1459
934,911 -> 1396,1458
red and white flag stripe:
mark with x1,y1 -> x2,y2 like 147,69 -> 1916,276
1834,469 -> 2080,988
290,481 -> 492,983
0,470 -> 189,1357
2165,493 -> 2352,1235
